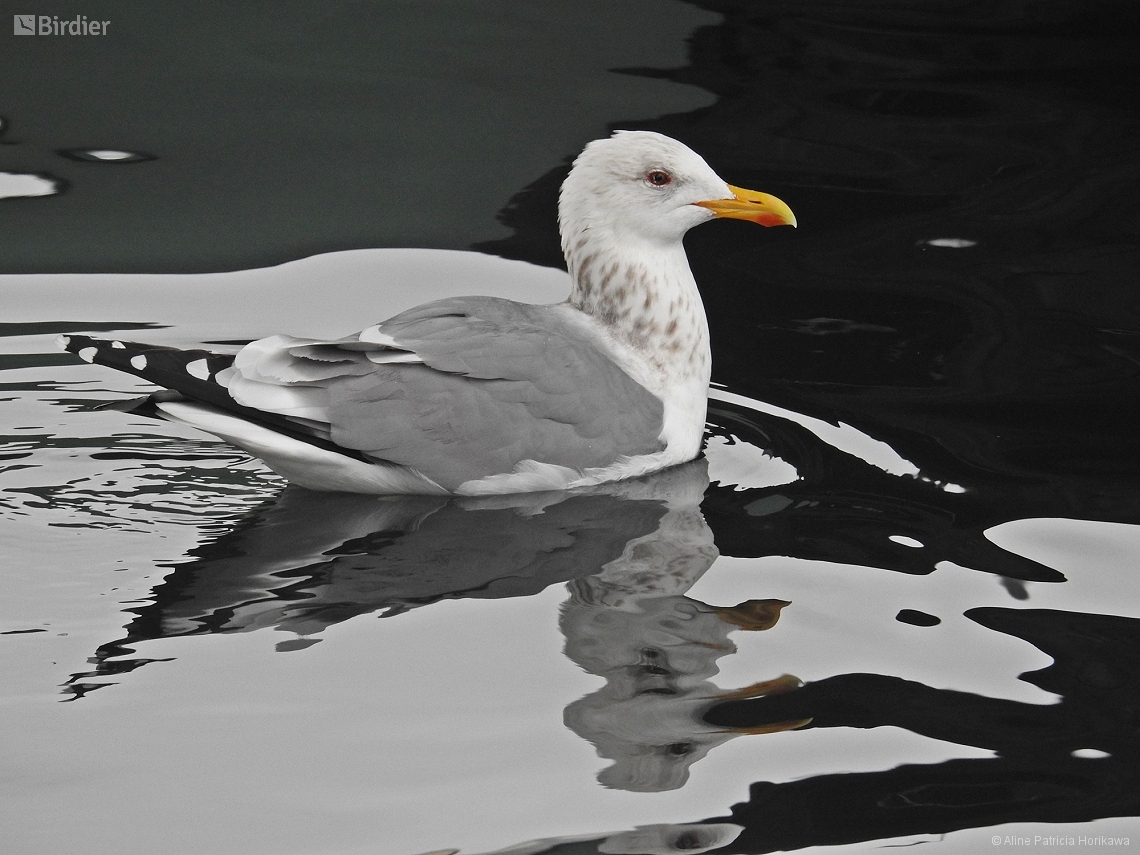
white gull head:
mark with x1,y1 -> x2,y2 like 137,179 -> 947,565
561,130 -> 738,248
557,131 -> 795,344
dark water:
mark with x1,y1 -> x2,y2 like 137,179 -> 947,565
2,2 -> 1139,853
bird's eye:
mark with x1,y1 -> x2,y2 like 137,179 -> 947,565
646,170 -> 672,187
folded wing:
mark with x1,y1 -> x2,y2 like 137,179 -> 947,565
226,297 -> 666,490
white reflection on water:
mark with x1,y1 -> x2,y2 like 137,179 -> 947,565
709,387 -> 921,480
919,237 -> 978,248
0,248 -> 572,342
703,433 -> 798,491
0,171 -> 60,198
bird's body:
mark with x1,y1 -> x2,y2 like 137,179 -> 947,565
61,132 -> 795,494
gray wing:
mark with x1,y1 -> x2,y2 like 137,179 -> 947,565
225,297 -> 665,491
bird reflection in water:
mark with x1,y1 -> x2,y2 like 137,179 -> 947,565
68,458 -> 804,788
67,459 -> 806,789
559,480 -> 809,791
75,460 -> 717,656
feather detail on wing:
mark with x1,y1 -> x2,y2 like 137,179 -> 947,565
224,297 -> 667,491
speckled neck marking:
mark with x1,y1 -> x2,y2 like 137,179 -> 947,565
565,236 -> 711,386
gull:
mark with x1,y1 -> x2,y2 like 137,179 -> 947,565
60,131 -> 795,495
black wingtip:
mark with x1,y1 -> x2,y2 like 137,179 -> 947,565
59,334 -> 237,409
61,334 -> 372,463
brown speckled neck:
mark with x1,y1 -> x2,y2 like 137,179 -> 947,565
566,237 -> 711,384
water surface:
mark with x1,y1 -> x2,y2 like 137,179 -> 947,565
2,2 -> 1139,853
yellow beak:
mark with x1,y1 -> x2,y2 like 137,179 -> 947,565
695,184 -> 797,228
